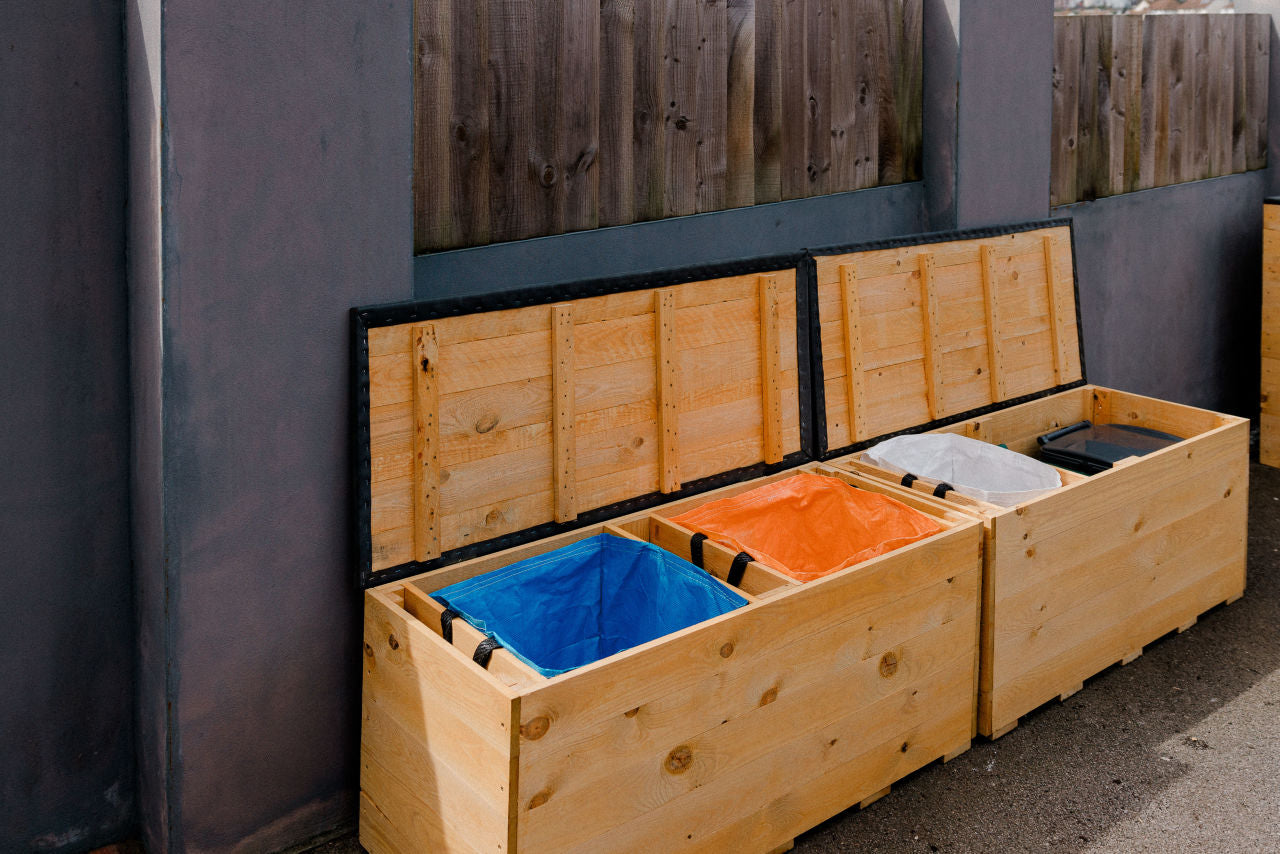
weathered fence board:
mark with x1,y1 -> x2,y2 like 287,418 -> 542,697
415,0 -> 924,253
1053,12 -> 1268,208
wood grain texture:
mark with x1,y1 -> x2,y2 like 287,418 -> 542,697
1053,12 -> 1265,207
415,0 -> 924,251
366,268 -> 801,574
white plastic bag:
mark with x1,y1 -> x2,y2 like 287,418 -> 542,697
863,433 -> 1061,507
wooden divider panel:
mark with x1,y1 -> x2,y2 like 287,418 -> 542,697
815,225 -> 1082,450
362,270 -> 802,576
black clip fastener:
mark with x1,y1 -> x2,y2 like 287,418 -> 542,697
727,552 -> 753,588
440,607 -> 460,644
690,532 -> 708,569
473,637 -> 504,668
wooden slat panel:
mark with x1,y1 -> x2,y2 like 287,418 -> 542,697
840,263 -> 867,444
413,0 -> 453,252
552,304 -> 577,522
918,253 -> 942,420
1051,15 -> 1080,208
365,269 -> 801,575
759,274 -> 784,463
1111,15 -> 1142,195
416,0 -> 924,250
753,0 -> 783,203
451,1 -> 490,247
1246,13 -> 1270,172
816,226 -> 1079,444
727,0 -> 757,209
598,0 -> 634,227
655,288 -> 680,492
633,0 -> 666,221
979,245 -> 1006,402
562,0 -> 601,233
413,325 -> 441,561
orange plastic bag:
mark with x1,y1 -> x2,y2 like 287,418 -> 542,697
667,472 -> 945,582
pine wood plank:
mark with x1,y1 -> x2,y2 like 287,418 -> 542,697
413,325 -> 442,562
403,581 -> 543,690
552,304 -> 577,522
648,515 -> 797,597
633,0 -> 666,221
759,274 -> 785,463
561,0 -> 601,233
918,252 -> 943,419
1051,16 -> 1080,206
598,0 -> 635,228
841,263 -> 868,444
1246,14 -> 1270,171
451,0 -> 491,247
655,288 -> 681,492
753,0 -> 783,203
727,0 -> 757,209
413,0 -> 454,253
519,600 -> 976,852
979,245 -> 1007,402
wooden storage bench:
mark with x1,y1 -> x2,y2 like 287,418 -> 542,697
808,222 -> 1249,739
353,260 -> 983,852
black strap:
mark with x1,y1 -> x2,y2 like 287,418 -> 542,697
440,608 -> 460,644
901,473 -> 917,488
933,481 -> 954,498
727,552 -> 753,588
690,533 -> 708,569
473,637 -> 504,668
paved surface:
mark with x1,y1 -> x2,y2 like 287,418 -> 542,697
318,462 -> 1280,854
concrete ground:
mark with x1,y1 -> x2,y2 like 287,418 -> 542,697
318,462 -> 1280,854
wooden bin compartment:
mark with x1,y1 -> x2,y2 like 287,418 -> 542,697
360,464 -> 982,854
811,223 -> 1249,739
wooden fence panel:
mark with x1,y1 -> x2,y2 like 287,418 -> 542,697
415,0 -> 924,253
1052,12 -> 1268,208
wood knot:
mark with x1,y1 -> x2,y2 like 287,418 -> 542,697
665,745 -> 693,774
521,716 -> 550,740
1025,547 -> 1036,558
759,687 -> 779,706
879,651 -> 899,678
624,707 -> 640,718
363,642 -> 374,659
719,642 -> 735,659
674,115 -> 689,130
387,634 -> 399,650
527,790 -> 550,810
475,413 -> 499,434
539,164 -> 557,187
485,508 -> 504,526
630,435 -> 644,449
1224,488 -> 1232,498
900,741 -> 909,753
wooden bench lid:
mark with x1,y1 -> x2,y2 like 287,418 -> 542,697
810,221 -> 1085,456
353,258 -> 812,587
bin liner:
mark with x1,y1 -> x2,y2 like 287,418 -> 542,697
666,472 -> 945,583
431,533 -> 747,677
862,433 -> 1061,508
1037,420 -> 1182,475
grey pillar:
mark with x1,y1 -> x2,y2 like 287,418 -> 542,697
0,4 -> 134,852
925,0 -> 1054,230
128,2 -> 414,850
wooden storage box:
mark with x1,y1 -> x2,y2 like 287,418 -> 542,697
353,261 -> 983,853
1262,197 -> 1280,467
809,222 -> 1249,739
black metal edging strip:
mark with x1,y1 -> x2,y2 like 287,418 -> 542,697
353,252 -> 813,590
800,256 -> 827,460
352,309 -> 375,579
357,252 -> 807,330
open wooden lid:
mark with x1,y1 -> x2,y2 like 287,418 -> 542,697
353,258 -> 811,587
810,221 -> 1085,456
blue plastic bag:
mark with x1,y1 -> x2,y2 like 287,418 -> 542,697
432,534 -> 748,677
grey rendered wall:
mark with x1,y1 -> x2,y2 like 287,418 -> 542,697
132,2 -> 414,851
0,2 -> 135,851
1057,174 -> 1267,415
